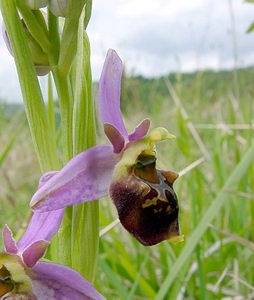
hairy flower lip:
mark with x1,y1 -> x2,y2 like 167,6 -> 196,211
110,154 -> 180,246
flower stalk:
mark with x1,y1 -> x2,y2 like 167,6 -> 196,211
71,16 -> 98,281
0,0 -> 98,281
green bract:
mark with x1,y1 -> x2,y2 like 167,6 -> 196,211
23,22 -> 50,76
2,17 -> 50,76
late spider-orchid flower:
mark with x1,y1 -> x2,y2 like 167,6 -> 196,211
0,174 -> 105,299
31,49 -> 182,246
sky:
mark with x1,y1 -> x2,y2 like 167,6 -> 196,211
0,0 -> 254,103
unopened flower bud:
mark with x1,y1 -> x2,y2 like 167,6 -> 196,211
25,0 -> 48,9
2,21 -> 50,76
48,0 -> 69,17
24,30 -> 50,76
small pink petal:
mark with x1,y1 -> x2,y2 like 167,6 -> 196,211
2,224 -> 18,254
22,240 -> 49,268
128,118 -> 151,142
104,124 -> 125,153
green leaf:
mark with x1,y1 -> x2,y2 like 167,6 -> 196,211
71,6 -> 98,283
119,253 -> 156,298
99,259 -> 129,299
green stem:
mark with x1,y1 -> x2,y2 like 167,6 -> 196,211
0,0 -> 59,172
71,10 -> 98,282
49,65 -> 74,269
47,73 -> 56,140
48,67 -> 73,268
52,68 -> 73,162
44,7 -> 73,267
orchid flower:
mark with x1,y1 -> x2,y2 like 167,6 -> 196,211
0,174 -> 105,299
31,49 -> 182,246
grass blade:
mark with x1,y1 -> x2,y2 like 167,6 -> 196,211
155,143 -> 254,300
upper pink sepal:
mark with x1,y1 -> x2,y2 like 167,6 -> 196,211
98,49 -> 128,140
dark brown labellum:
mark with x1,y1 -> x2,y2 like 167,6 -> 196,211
110,153 -> 180,246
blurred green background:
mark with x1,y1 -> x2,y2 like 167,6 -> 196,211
0,67 -> 253,299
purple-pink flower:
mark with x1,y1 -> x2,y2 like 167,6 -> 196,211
0,174 -> 105,299
30,49 -> 181,246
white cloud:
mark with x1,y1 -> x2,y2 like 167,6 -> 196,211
1,0 -> 254,102
89,0 -> 254,79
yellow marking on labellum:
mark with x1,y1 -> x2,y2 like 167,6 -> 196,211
142,197 -> 168,208
142,197 -> 158,208
154,208 -> 162,213
166,205 -> 173,214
